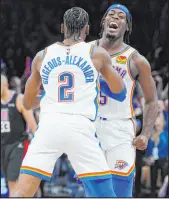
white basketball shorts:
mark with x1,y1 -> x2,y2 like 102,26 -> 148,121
96,118 -> 136,178
20,113 -> 112,181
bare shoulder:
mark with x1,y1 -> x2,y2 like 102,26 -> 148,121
132,52 -> 151,72
16,93 -> 24,112
91,46 -> 112,72
32,50 -> 44,72
92,45 -> 111,60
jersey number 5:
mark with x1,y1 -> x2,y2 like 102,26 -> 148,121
58,72 -> 74,102
100,91 -> 108,105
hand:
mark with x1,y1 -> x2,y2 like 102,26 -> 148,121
146,156 -> 155,166
133,135 -> 148,150
154,75 -> 162,82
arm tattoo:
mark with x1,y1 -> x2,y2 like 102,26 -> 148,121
141,100 -> 158,139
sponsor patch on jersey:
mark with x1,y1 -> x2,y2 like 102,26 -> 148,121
116,56 -> 127,64
115,160 -> 128,170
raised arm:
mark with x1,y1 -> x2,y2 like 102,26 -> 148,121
92,46 -> 125,94
23,51 -> 42,110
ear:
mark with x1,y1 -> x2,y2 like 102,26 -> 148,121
61,23 -> 64,34
85,25 -> 89,35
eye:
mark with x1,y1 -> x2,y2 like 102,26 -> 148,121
119,15 -> 125,19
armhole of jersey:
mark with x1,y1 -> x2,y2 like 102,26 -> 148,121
89,44 -> 95,59
15,93 -> 22,113
127,50 -> 138,82
42,47 -> 48,60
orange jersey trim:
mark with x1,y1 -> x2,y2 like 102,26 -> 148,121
110,46 -> 130,58
78,170 -> 112,178
111,163 -> 135,176
97,78 -> 100,107
127,50 -> 137,118
131,118 -> 136,137
130,82 -> 135,117
21,166 -> 52,177
127,50 -> 137,82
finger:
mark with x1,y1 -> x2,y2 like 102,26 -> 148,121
133,137 -> 140,144
136,147 -> 146,151
134,139 -> 145,145
133,141 -> 142,147
135,142 -> 146,149
132,139 -> 137,145
136,145 -> 146,150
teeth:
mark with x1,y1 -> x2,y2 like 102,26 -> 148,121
109,22 -> 118,28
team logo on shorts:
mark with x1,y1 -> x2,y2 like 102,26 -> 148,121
115,160 -> 128,170
116,56 -> 127,64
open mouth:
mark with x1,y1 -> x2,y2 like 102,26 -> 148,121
108,22 -> 119,30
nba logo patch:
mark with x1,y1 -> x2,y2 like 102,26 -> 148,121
66,48 -> 70,55
1,109 -> 9,121
116,56 -> 127,64
115,160 -> 128,170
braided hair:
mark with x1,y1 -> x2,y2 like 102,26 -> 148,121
63,7 -> 89,40
99,11 -> 132,44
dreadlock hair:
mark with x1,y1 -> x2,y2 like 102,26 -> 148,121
63,7 -> 89,40
99,12 -> 132,44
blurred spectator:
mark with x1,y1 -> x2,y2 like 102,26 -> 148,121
9,76 -> 22,94
1,59 -> 7,75
163,99 -> 168,132
158,175 -> 169,197
146,117 -> 168,197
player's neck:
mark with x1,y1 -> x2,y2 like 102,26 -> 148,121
1,90 -> 14,103
63,35 -> 84,46
99,37 -> 127,54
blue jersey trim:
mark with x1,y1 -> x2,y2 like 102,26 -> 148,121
128,51 -> 138,81
40,91 -> 46,100
93,75 -> 99,121
100,78 -> 126,102
20,169 -> 51,182
110,46 -> 130,57
90,44 -> 95,58
79,174 -> 112,181
111,168 -> 135,181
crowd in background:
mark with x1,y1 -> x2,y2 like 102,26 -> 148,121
1,0 -> 168,197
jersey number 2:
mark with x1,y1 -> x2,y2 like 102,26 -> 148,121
58,72 -> 74,102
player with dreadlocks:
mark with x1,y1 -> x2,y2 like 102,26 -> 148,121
90,4 -> 158,197
12,7 -> 127,197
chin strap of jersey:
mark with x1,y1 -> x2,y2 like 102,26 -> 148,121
100,77 -> 127,102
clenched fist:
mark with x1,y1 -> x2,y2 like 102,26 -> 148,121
133,135 -> 148,150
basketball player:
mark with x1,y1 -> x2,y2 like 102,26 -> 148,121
90,4 -> 158,197
12,7 -> 126,197
1,74 -> 37,197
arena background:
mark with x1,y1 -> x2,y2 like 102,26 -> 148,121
1,0 -> 168,197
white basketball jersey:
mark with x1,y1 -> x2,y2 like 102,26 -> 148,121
90,40 -> 137,119
40,41 -> 99,121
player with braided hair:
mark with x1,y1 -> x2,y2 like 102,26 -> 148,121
63,7 -> 89,40
90,4 -> 158,197
12,7 -> 127,197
